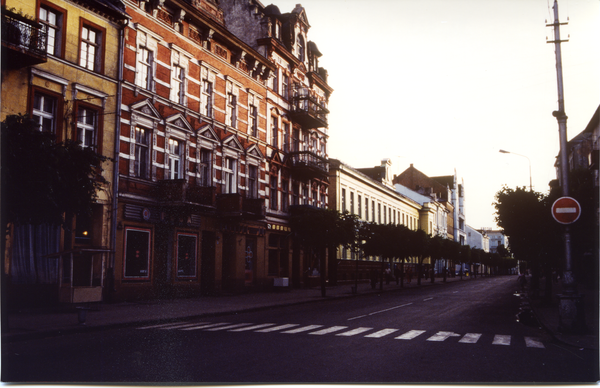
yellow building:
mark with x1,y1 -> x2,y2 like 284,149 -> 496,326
1,0 -> 128,306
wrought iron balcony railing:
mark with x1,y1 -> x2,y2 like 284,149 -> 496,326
290,88 -> 329,129
288,151 -> 329,180
2,10 -> 47,67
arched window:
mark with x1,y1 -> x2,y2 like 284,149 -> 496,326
297,34 -> 305,63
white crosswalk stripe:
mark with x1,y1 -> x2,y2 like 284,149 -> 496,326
204,323 -> 253,331
180,322 -> 231,331
364,329 -> 399,338
492,335 -> 511,345
459,333 -> 482,344
309,326 -> 348,335
282,325 -> 323,334
427,331 -> 461,341
336,327 -> 373,336
255,324 -> 299,332
229,323 -> 276,332
137,322 -> 544,349
396,330 -> 426,340
524,337 -> 545,348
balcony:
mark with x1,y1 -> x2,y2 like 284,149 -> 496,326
2,9 -> 47,69
216,193 -> 265,219
288,151 -> 329,181
289,88 -> 329,129
155,179 -> 216,207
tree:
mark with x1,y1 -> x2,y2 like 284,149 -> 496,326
2,114 -> 109,230
290,206 -> 357,297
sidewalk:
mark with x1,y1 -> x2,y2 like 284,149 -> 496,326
1,275 -> 470,342
527,277 -> 599,350
3,274 -> 597,351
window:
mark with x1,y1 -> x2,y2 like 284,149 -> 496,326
268,234 -> 288,277
270,175 -> 278,210
136,47 -> 154,90
350,192 -> 354,215
167,138 -> 182,179
171,65 -> 185,104
248,165 -> 258,198
227,93 -> 237,128
32,92 -> 57,133
371,201 -> 375,223
297,34 -> 305,62
80,24 -> 102,72
283,122 -> 290,152
202,80 -> 213,117
249,105 -> 258,137
124,228 -> 151,279
76,106 -> 97,148
341,188 -> 346,212
384,205 -> 387,224
281,179 -> 288,212
358,195 -> 362,219
270,116 -> 278,147
281,73 -> 289,100
223,157 -> 236,193
199,149 -> 212,186
292,128 -> 300,152
177,233 -> 197,278
364,197 -> 369,220
39,4 -> 63,56
134,127 -> 150,179
272,69 -> 278,93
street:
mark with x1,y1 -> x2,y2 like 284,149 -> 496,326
2,276 -> 598,383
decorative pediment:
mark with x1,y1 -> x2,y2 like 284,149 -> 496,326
269,150 -> 283,165
131,99 -> 162,122
196,123 -> 219,143
246,144 -> 264,160
222,134 -> 244,153
165,113 -> 193,132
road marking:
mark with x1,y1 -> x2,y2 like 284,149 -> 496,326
459,333 -> 482,343
365,329 -> 399,338
395,330 -> 426,340
367,303 -> 413,317
492,335 -> 511,345
160,322 -> 211,330
336,327 -> 373,336
309,326 -> 348,335
204,323 -> 253,331
137,322 -> 195,330
525,337 -> 545,348
255,324 -> 299,333
229,323 -> 276,332
452,291 -> 459,293
347,315 -> 368,321
180,322 -> 231,331
427,331 -> 461,341
423,298 -> 434,301
281,325 -> 323,334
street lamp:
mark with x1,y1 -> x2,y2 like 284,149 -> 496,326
499,149 -> 533,191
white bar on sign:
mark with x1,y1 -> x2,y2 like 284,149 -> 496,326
556,207 -> 577,213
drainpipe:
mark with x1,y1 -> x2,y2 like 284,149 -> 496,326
108,17 -> 128,299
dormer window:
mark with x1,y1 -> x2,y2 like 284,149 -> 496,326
271,18 -> 281,39
297,34 -> 305,63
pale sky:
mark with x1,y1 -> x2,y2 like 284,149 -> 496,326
272,0 -> 600,229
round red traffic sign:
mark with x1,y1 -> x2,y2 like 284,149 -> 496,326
551,196 -> 581,224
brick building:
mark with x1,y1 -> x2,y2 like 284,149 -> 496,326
113,0 -> 331,299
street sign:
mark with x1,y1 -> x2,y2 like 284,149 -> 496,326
551,196 -> 581,224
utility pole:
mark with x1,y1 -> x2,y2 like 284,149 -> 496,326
546,0 -> 585,333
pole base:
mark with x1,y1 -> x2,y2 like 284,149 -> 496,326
558,293 -> 586,334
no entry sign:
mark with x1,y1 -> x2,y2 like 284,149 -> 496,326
551,196 -> 581,224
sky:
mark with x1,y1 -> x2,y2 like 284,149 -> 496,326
272,0 -> 600,229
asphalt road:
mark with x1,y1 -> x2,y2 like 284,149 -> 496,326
2,276 -> 598,383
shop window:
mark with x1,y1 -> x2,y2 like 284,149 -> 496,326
268,234 -> 288,277
124,228 -> 151,279
177,233 -> 197,278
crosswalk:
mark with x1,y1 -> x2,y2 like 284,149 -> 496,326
136,321 -> 546,349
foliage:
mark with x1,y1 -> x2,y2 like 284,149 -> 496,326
2,114 -> 109,229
